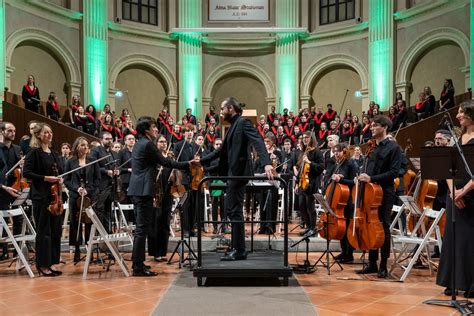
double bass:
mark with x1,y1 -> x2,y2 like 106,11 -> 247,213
347,140 -> 384,251
318,152 -> 350,241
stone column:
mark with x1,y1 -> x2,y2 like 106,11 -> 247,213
368,0 -> 394,110
276,0 -> 299,113
83,0 -> 108,110
0,0 -> 5,117
178,0 -> 202,120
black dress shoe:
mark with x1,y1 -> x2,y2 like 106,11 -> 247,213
74,250 -> 81,263
356,263 -> 378,274
413,259 -> 426,269
132,269 -> 158,277
220,249 -> 248,261
49,267 -> 63,276
377,266 -> 388,278
340,255 -> 354,263
334,253 -> 345,262
444,288 -> 458,296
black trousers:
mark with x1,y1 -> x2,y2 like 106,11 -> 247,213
131,196 -> 153,269
32,199 -> 62,268
148,193 -> 173,257
68,194 -> 92,247
226,180 -> 246,252
181,187 -> 196,233
211,196 -> 226,229
340,203 -> 354,256
298,193 -> 316,230
259,187 -> 278,231
368,193 -> 394,265
96,188 -> 112,233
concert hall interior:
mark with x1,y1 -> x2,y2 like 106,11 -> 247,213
0,0 -> 473,315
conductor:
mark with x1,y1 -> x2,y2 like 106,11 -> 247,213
205,97 -> 274,261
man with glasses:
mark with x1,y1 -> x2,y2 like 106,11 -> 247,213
356,115 -> 403,278
90,131 -> 119,232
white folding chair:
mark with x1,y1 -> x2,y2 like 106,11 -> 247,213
112,203 -> 135,249
203,188 -> 212,232
83,207 -> 130,279
390,207 -> 445,282
276,188 -> 285,235
0,207 -> 37,278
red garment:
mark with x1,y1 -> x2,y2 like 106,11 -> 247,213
361,124 -> 370,135
271,126 -> 278,135
257,125 -> 265,138
415,99 -> 427,111
284,125 -> 294,138
24,84 -> 37,95
298,123 -> 309,132
313,113 -> 324,125
206,133 -> 216,144
324,110 -> 337,121
49,101 -> 59,112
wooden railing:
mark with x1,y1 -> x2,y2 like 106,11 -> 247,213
2,100 -> 99,151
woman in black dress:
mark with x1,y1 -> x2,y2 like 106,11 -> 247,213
23,123 -> 63,276
64,137 -> 101,262
22,75 -> 40,113
147,134 -> 174,262
436,100 -> 474,298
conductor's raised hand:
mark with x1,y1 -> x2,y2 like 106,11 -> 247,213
264,165 -> 274,180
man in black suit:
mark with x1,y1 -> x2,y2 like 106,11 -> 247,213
203,97 -> 274,261
119,134 -> 135,222
90,132 -> 119,232
128,116 -> 195,276
0,122 -> 22,260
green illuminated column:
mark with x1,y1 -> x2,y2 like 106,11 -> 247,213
83,0 -> 108,110
368,0 -> 394,110
0,0 -> 5,116
178,0 -> 202,119
471,0 -> 474,97
276,0 -> 299,113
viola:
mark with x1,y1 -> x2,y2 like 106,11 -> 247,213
11,167 -> 29,192
347,140 -> 384,251
48,163 -> 64,216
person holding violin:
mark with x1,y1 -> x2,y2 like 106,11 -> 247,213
118,134 -> 135,220
64,137 -> 100,263
0,122 -> 22,260
23,123 -> 63,277
296,131 -> 325,237
90,131 -> 120,232
173,124 -> 201,237
148,134 -> 177,262
128,117 -> 196,276
356,115 -> 403,278
326,143 -> 358,263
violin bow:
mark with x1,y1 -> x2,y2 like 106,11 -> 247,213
58,155 -> 111,178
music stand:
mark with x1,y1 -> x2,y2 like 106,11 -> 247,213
10,188 -> 30,207
420,146 -> 474,315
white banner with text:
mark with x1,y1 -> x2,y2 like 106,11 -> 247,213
209,0 -> 269,21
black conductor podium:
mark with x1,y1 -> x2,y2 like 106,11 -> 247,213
193,176 -> 293,287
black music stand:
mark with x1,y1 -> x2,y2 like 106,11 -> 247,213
420,146 -> 474,315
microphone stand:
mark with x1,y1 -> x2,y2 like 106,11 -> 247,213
423,112 -> 473,315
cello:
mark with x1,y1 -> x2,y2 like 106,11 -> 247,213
347,140 -> 384,251
318,150 -> 350,241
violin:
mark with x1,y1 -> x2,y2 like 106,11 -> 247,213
298,146 -> 313,191
190,145 -> 206,192
48,163 -> 64,216
347,140 -> 384,251
168,141 -> 187,199
318,156 -> 349,241
11,156 -> 29,192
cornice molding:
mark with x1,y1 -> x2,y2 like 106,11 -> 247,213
302,23 -> 368,48
108,21 -> 175,48
395,0 -> 469,29
202,36 -> 275,53
6,0 -> 81,28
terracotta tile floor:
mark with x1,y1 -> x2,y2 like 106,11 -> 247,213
0,225 -> 464,316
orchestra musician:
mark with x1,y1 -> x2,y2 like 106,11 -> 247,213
436,100 -> 474,298
119,134 -> 135,222
296,131 -> 325,237
0,122 -> 22,260
173,124 -> 200,237
323,135 -> 339,187
90,132 -> 119,232
128,117 -> 196,276
148,134 -> 176,262
63,137 -> 100,263
327,142 -> 358,263
23,123 -> 63,277
356,115 -> 403,278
